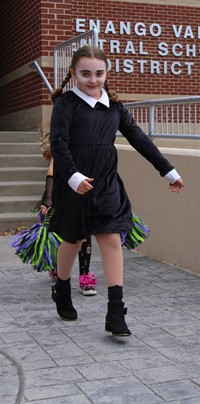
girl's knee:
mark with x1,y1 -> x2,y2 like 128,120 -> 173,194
96,233 -> 121,249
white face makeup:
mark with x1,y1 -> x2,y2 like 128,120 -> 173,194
71,57 -> 107,100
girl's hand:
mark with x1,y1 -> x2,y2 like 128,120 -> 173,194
77,178 -> 94,195
40,205 -> 51,215
169,178 -> 184,193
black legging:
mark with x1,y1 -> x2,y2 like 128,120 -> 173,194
78,236 -> 92,276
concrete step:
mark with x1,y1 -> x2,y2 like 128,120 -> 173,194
0,131 -> 47,231
0,212 -> 39,232
0,167 -> 47,181
0,131 -> 41,143
0,181 -> 45,196
0,196 -> 40,213
0,143 -> 40,154
0,155 -> 48,168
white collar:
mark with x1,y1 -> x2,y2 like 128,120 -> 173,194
71,86 -> 110,108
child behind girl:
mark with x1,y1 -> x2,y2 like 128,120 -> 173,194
12,135 -> 98,296
49,45 -> 184,336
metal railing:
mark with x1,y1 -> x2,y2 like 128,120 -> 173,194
124,97 -> 200,139
54,29 -> 98,89
29,28 -> 200,140
29,61 -> 53,93
30,60 -> 200,140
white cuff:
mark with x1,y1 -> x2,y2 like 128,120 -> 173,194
164,168 -> 181,184
68,172 -> 88,192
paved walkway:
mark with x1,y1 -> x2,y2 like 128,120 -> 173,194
1,236 -> 200,404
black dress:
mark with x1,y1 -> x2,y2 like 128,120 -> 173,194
49,91 -> 173,243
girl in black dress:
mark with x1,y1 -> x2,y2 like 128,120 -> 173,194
49,45 -> 184,336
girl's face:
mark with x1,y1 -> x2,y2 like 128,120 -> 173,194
71,57 -> 107,100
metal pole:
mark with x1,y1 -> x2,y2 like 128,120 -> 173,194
29,61 -> 53,93
149,105 -> 154,136
93,29 -> 99,46
54,49 -> 58,89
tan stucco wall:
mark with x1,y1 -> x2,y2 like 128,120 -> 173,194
0,105 -> 52,133
116,145 -> 200,274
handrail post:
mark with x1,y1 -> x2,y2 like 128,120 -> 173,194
93,28 -> 98,46
54,49 -> 58,89
149,104 -> 154,136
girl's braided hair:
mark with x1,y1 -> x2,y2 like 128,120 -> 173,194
39,133 -> 51,160
51,45 -> 118,103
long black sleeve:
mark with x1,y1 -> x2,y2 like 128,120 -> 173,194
50,95 -> 77,184
119,104 -> 174,177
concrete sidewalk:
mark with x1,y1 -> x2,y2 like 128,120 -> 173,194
1,236 -> 200,404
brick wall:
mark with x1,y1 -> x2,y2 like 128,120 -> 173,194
70,1 -> 200,97
0,0 -> 199,130
0,0 -> 41,77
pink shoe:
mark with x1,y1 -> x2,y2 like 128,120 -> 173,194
79,272 -> 97,296
49,270 -> 58,281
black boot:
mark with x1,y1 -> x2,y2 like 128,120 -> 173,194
52,277 -> 77,321
105,286 -> 131,336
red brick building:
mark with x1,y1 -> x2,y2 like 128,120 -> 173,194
0,0 -> 199,131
